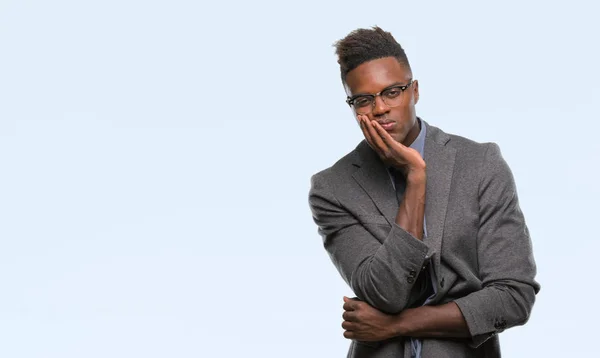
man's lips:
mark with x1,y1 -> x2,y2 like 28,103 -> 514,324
378,121 -> 396,131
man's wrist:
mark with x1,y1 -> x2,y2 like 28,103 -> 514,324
391,308 -> 411,337
406,167 -> 426,184
389,303 -> 472,339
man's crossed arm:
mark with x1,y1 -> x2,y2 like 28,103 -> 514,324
341,296 -> 469,342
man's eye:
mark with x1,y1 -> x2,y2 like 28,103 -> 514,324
384,88 -> 401,98
354,97 -> 372,107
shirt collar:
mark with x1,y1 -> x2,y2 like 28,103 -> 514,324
409,117 -> 426,158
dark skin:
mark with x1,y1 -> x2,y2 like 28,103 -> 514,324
341,57 -> 470,342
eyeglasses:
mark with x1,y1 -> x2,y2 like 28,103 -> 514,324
346,80 -> 414,115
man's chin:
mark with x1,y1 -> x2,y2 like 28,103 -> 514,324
393,133 -> 407,145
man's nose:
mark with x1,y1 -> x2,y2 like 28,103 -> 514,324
371,95 -> 390,116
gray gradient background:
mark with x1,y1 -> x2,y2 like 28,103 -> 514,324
1,0 -> 598,357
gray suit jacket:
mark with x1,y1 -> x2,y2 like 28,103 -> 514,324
308,120 -> 540,358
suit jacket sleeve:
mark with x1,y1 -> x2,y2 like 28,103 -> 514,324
453,143 -> 541,347
308,171 -> 433,314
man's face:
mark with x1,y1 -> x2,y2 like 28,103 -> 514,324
344,56 -> 420,146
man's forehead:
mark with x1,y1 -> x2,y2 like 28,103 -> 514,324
344,57 -> 412,96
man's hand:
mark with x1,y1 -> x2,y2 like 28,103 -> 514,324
357,115 -> 427,239
341,296 -> 397,342
358,115 -> 425,178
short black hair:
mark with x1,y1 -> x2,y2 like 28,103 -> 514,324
334,26 -> 412,83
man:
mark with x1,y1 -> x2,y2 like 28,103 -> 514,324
308,26 -> 540,358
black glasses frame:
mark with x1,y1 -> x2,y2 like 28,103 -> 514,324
346,79 -> 414,108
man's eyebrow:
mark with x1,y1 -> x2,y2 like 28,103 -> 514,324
350,82 -> 407,98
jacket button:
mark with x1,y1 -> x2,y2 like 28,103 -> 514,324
408,269 -> 417,277
407,277 -> 415,284
494,319 -> 507,329
440,278 -> 445,288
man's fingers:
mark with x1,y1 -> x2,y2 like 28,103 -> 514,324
364,119 -> 388,154
343,301 -> 356,311
342,310 -> 356,322
372,120 -> 405,151
342,320 -> 354,330
357,114 -> 374,144
359,116 -> 379,154
343,330 -> 355,339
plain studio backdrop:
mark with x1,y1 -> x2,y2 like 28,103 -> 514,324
1,1 -> 598,357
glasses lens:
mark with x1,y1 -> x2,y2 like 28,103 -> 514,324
352,96 -> 373,114
381,87 -> 404,107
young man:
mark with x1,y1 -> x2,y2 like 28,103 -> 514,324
308,27 -> 540,358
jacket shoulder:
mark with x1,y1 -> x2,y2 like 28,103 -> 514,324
428,123 -> 497,160
425,123 -> 510,182
309,142 -> 362,183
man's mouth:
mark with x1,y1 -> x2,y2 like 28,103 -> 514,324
378,121 -> 396,131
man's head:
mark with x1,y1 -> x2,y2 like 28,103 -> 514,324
335,26 -> 420,147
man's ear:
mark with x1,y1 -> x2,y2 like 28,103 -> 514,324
413,80 -> 419,105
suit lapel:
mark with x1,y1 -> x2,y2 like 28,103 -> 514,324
423,123 -> 456,280
351,141 -> 398,225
